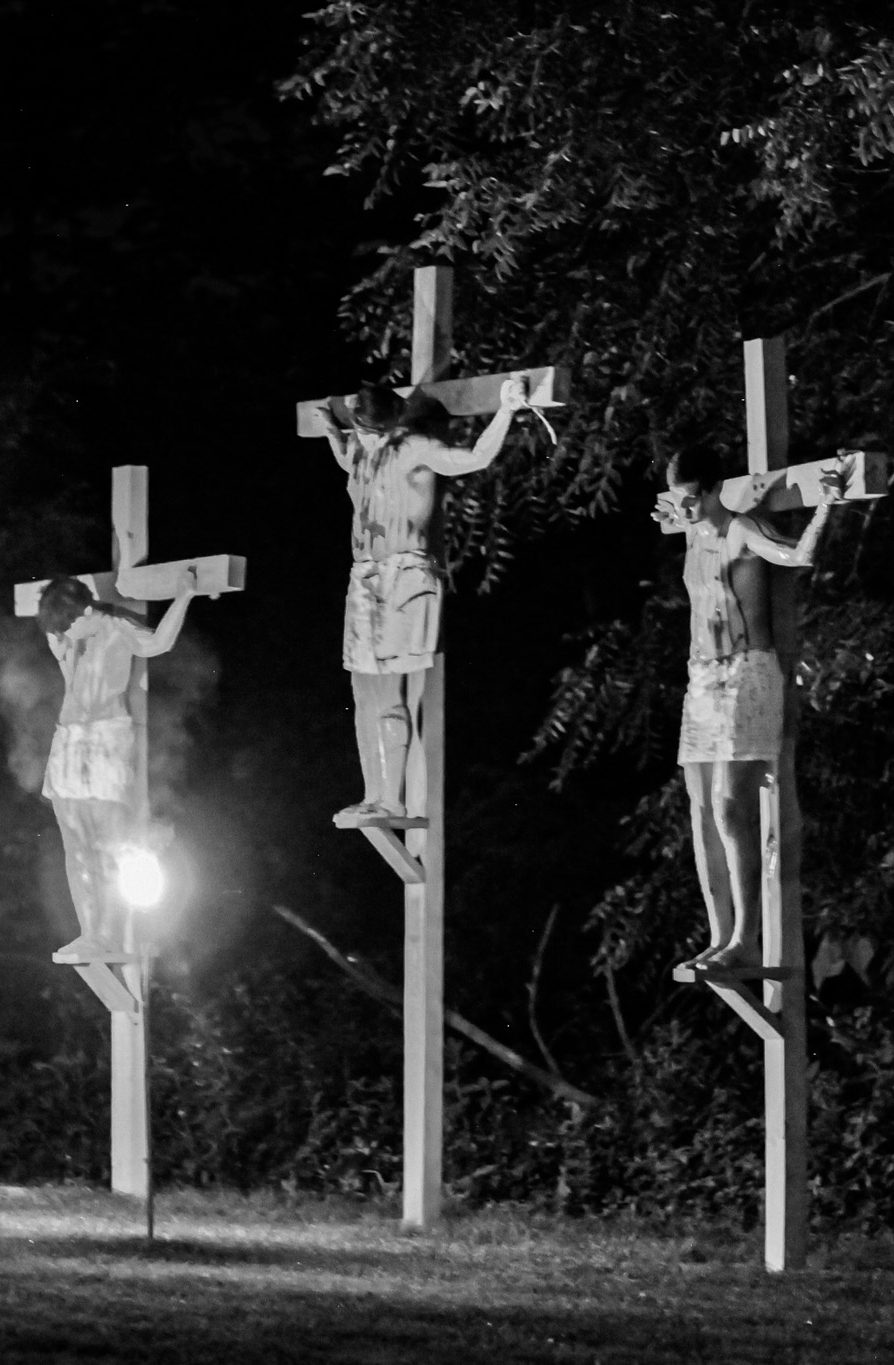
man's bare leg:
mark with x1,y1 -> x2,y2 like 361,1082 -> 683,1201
53,797 -> 115,955
379,687 -> 410,816
703,759 -> 765,968
85,798 -> 131,950
680,761 -> 735,966
339,672 -> 409,819
348,672 -> 386,810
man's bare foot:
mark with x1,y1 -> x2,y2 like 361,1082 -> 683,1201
695,943 -> 762,971
334,801 -> 380,822
679,943 -> 726,970
334,799 -> 407,827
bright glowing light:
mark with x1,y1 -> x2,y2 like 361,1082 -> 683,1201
117,847 -> 166,911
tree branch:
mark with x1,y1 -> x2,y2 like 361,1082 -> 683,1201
603,959 -> 639,1069
848,498 -> 883,587
526,903 -> 561,1074
806,272 -> 891,326
273,904 -> 597,1109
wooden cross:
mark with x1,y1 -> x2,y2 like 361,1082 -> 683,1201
298,265 -> 568,1229
15,465 -> 245,1223
671,337 -> 886,1270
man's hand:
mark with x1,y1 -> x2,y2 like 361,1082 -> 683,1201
820,451 -> 855,503
499,376 -> 528,412
651,492 -> 681,528
177,564 -> 199,597
316,402 -> 343,435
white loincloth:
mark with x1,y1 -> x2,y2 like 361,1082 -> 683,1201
343,552 -> 441,675
43,717 -> 136,803
678,650 -> 783,764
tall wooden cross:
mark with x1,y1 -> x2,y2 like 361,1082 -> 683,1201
297,265 -> 568,1229
15,465 -> 245,1222
671,337 -> 887,1270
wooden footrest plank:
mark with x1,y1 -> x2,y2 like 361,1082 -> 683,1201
333,813 -> 428,830
673,964 -> 797,984
53,949 -> 143,965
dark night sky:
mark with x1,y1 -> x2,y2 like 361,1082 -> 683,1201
0,1 -> 634,977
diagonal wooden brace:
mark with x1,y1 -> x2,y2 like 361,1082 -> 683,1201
703,980 -> 783,1042
359,827 -> 426,884
67,963 -> 141,1017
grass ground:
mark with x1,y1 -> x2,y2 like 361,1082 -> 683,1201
0,1186 -> 892,1364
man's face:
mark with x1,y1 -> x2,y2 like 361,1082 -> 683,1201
352,424 -> 381,453
666,476 -> 707,524
62,607 -> 97,641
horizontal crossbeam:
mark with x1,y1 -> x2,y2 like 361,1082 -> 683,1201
116,555 -> 246,602
297,366 -> 570,438
660,450 -> 886,533
15,554 -> 246,615
722,449 -> 887,515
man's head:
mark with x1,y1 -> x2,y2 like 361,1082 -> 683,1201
400,391 -> 452,444
37,577 -> 96,637
350,383 -> 404,434
666,446 -> 724,523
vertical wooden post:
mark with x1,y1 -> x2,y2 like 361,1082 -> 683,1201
401,265 -> 450,1229
744,336 -> 789,474
109,467 -> 152,1215
744,338 -> 807,1270
24,468 -> 241,1226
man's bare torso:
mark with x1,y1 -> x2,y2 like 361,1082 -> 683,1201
685,515 -> 774,661
347,436 -> 437,563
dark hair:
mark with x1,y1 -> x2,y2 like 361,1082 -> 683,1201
667,445 -> 724,492
37,577 -> 96,634
398,390 -> 452,444
352,383 -> 404,433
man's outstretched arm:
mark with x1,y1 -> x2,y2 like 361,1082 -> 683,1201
316,404 -> 352,470
416,378 -> 527,477
739,461 -> 849,568
127,567 -> 198,658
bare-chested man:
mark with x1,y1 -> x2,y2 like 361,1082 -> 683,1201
319,377 -> 526,822
38,567 -> 198,958
655,446 -> 841,970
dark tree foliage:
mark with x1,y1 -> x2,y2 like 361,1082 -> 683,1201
273,0 -> 894,1222
1,1 -> 893,1221
284,2 -> 894,569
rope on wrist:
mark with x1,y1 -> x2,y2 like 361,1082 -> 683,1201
502,375 -> 559,446
523,401 -> 558,445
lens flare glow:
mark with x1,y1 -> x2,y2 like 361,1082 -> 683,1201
117,847 -> 165,911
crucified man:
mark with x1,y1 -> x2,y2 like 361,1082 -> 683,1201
38,567 -> 200,958
319,377 -> 526,822
654,445 -> 847,970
